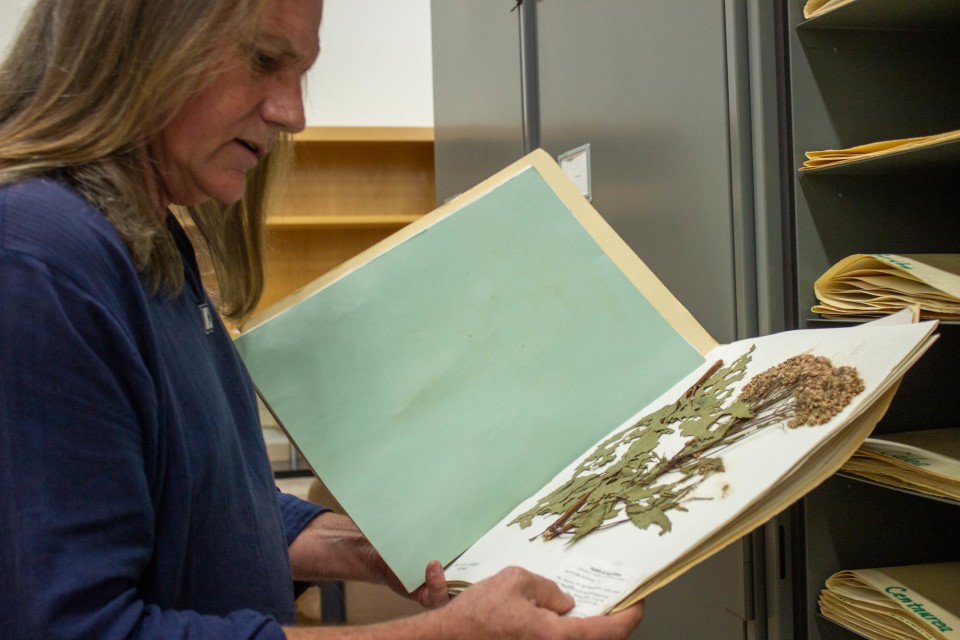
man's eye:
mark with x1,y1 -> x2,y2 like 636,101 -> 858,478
253,51 -> 280,72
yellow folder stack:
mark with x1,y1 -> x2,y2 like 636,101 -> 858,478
820,562 -> 960,640
841,428 -> 960,501
801,129 -> 960,171
813,254 -> 960,320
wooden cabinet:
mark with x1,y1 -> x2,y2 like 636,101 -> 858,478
785,1 -> 960,637
257,126 -> 435,313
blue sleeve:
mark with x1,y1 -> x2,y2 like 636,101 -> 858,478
0,252 -> 285,640
277,491 -> 330,599
277,491 -> 329,547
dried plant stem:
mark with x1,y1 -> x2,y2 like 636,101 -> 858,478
514,350 -> 865,543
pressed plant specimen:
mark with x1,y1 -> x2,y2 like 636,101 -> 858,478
512,347 -> 865,543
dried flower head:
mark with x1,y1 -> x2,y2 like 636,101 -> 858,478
738,354 -> 864,428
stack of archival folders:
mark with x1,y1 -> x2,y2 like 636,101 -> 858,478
821,430 -> 959,638
813,252 -> 960,637
820,562 -> 960,640
840,427 -> 960,502
800,129 -> 960,171
799,6 -> 960,633
813,254 -> 960,321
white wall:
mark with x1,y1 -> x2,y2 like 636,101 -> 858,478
309,0 -> 434,126
0,0 -> 434,127
0,0 -> 33,60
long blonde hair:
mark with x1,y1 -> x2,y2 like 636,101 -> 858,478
0,0 -> 289,319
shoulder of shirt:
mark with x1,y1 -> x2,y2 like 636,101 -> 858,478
0,176 -> 138,284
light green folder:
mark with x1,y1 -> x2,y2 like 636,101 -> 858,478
235,150 -> 715,591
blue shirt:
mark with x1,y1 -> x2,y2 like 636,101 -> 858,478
0,177 -> 326,639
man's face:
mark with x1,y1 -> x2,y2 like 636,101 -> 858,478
150,0 -> 322,207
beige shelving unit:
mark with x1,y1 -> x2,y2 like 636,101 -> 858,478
256,126 -> 435,314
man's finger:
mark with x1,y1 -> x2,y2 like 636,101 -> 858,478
571,601 -> 645,640
514,568 -> 575,614
423,560 -> 450,608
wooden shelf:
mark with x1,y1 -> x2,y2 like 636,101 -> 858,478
252,127 -> 435,315
266,214 -> 421,229
267,137 -> 434,219
293,126 -> 434,143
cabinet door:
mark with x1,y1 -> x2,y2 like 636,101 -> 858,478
534,3 -> 761,639
535,0 -> 757,345
431,1 -> 528,203
431,3 -> 779,638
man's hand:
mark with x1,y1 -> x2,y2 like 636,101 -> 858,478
434,567 -> 644,640
288,513 -> 449,609
286,513 -> 644,639
406,560 -> 451,609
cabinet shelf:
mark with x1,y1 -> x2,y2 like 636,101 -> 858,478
254,127 -> 435,314
266,214 -> 422,229
836,472 -> 960,508
814,613 -> 870,640
805,317 -> 960,328
799,0 -> 960,31
293,126 -> 434,143
800,136 -> 960,175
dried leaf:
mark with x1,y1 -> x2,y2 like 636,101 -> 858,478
514,347 -> 863,545
626,504 -> 672,536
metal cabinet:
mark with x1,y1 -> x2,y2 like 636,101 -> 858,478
431,2 -> 789,638
431,2 -> 528,203
784,1 -> 960,638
